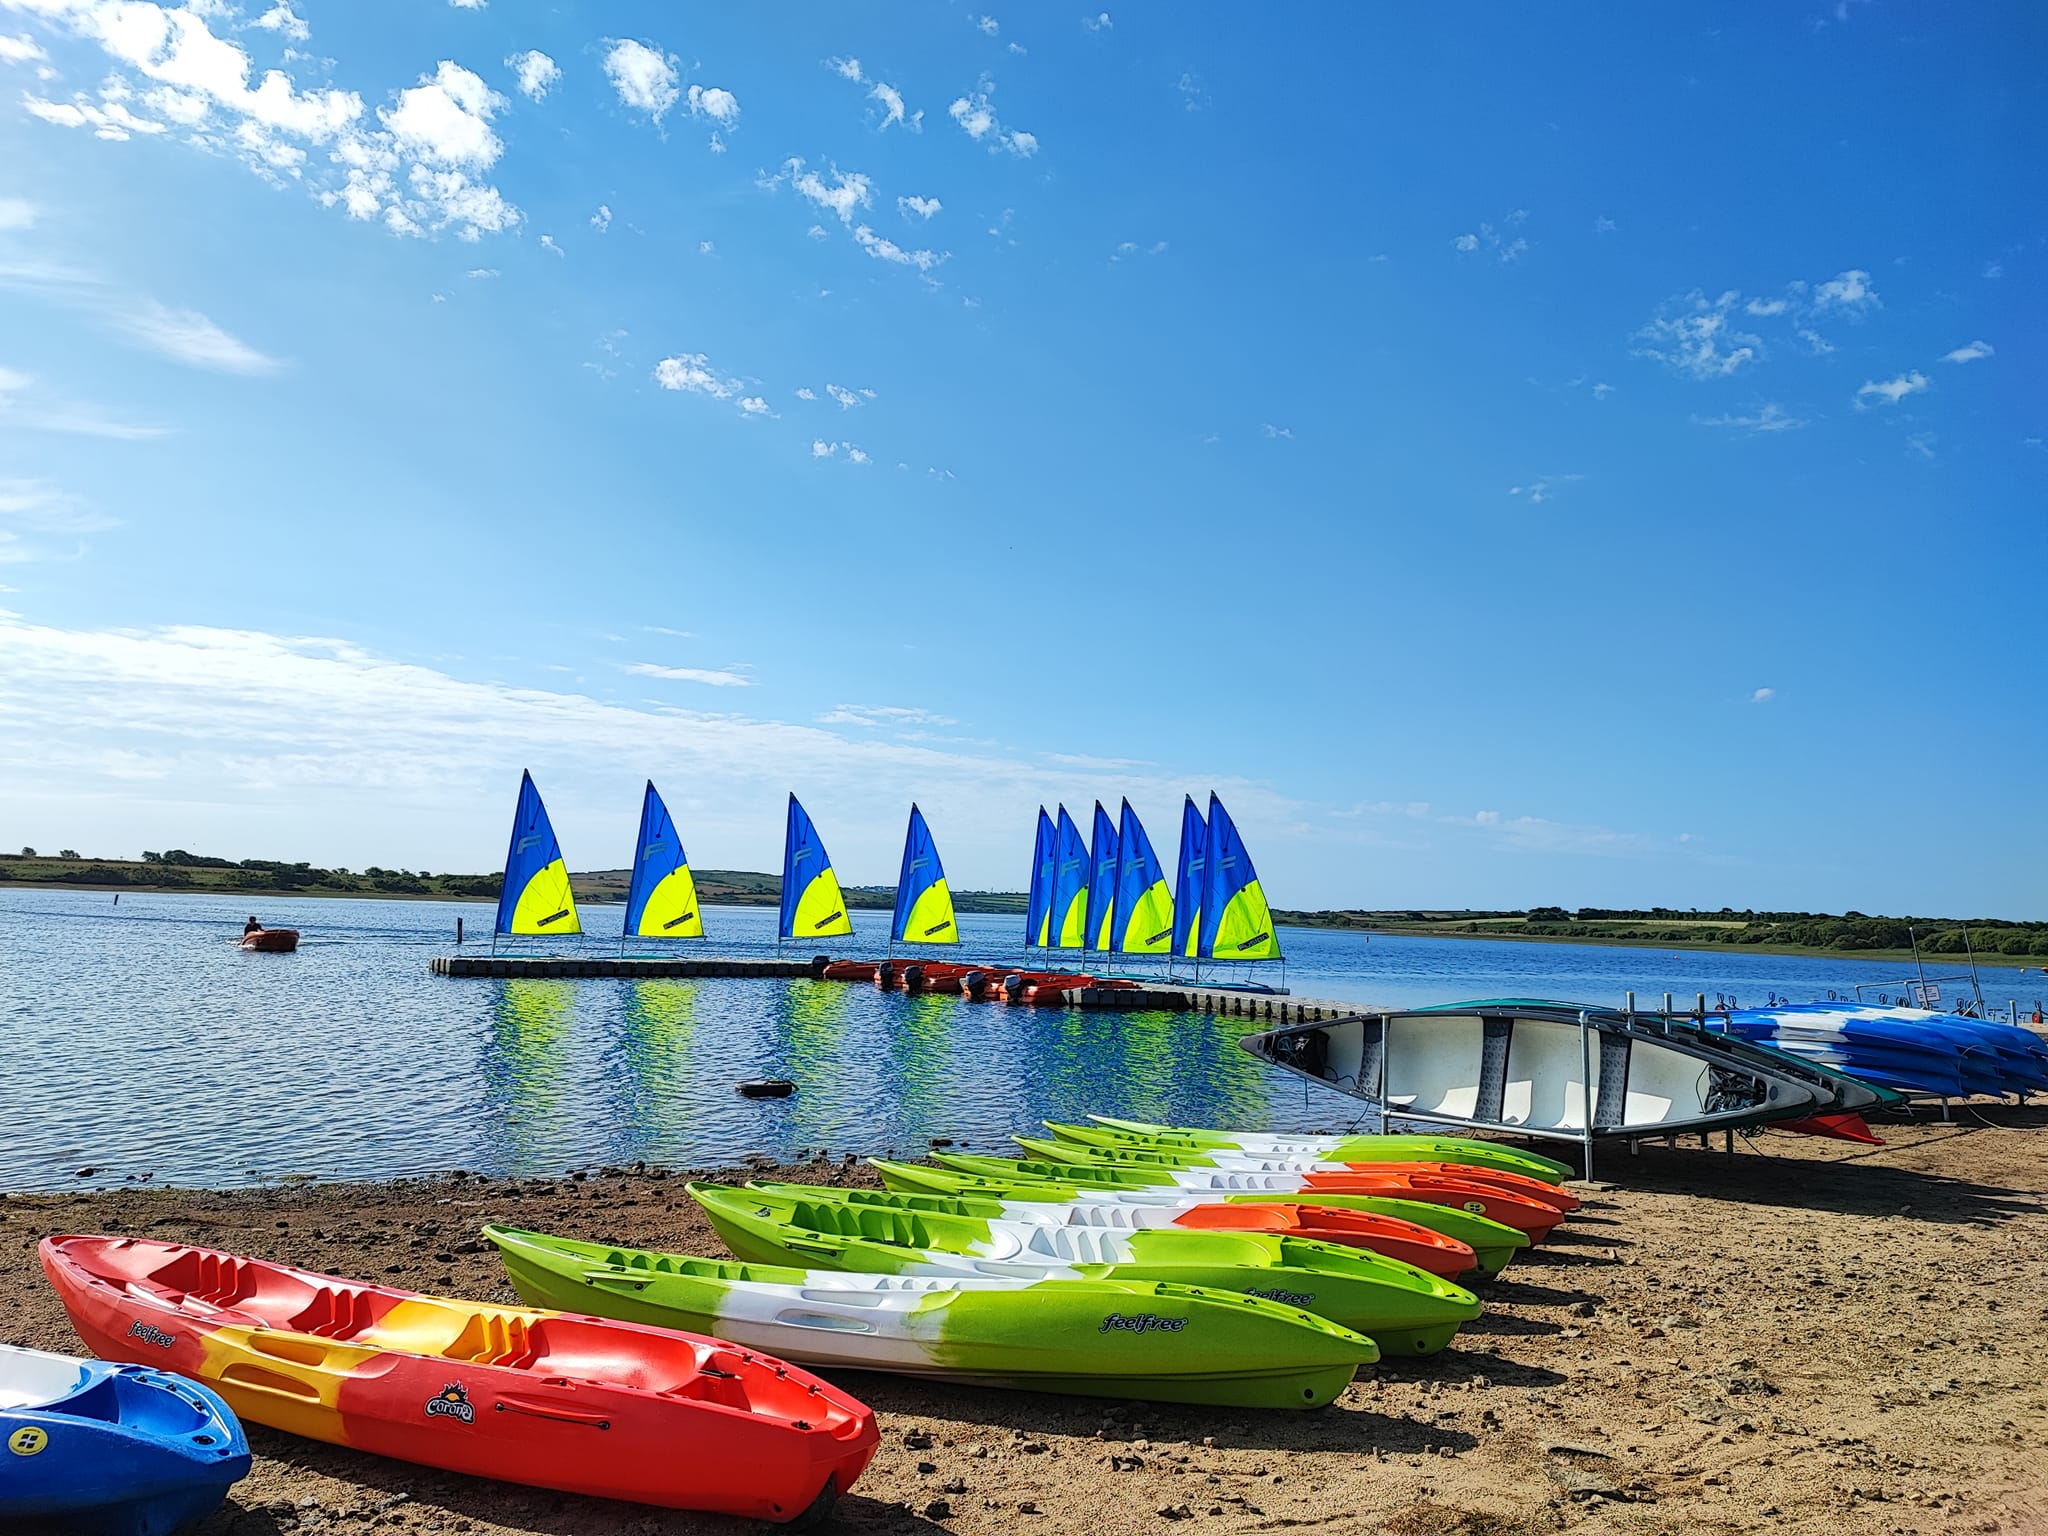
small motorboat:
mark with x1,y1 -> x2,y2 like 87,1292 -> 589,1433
0,1341 -> 249,1535
238,928 -> 299,953
42,1235 -> 879,1525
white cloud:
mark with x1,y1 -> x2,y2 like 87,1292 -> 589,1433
1084,12 -> 1113,30
602,38 -> 679,121
698,239 -> 713,255
464,267 -> 497,278
0,31 -> 49,64
687,83 -> 739,126
0,197 -> 36,230
1593,215 -> 1614,233
1590,383 -> 1613,399
812,439 -> 835,458
977,15 -> 1000,34
506,50 -> 559,102
1176,71 -> 1207,111
114,300 -> 281,374
852,224 -> 944,271
1632,291 -> 1762,379
819,704 -> 958,729
1744,297 -> 1789,316
590,203 -> 611,232
1694,402 -> 1806,433
1262,423 -> 1292,439
1452,234 -> 1478,252
948,77 -> 1035,155
1452,210 -> 1529,263
251,3 -> 308,43
1751,687 -> 1774,703
899,194 -> 941,220
623,662 -> 751,687
869,81 -> 919,130
1797,328 -> 1834,355
738,395 -> 770,416
811,440 -> 869,464
0,478 -> 119,564
795,387 -> 817,401
381,61 -> 502,169
1812,268 -> 1878,314
1942,339 -> 1993,364
538,233 -> 562,256
449,0 -> 486,8
825,384 -> 861,409
0,368 -> 170,439
651,351 -> 750,405
1854,371 -> 1927,408
1906,431 -> 1936,461
783,158 -> 871,224
828,56 -> 863,82
1507,473 -> 1583,505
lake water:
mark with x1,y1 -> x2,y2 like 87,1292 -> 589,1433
2,887 -> 2036,1192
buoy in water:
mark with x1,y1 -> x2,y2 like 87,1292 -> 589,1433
736,1079 -> 796,1099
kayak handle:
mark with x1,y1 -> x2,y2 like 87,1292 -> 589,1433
580,1270 -> 652,1291
780,1239 -> 843,1258
494,1395 -> 611,1430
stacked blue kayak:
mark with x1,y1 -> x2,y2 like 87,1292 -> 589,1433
1714,1003 -> 2048,1100
0,1343 -> 249,1535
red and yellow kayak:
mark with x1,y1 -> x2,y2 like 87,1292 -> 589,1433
42,1236 -> 878,1525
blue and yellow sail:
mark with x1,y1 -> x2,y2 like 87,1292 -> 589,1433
1172,795 -> 1205,959
1048,805 -> 1090,950
495,770 -> 581,937
1084,801 -> 1119,952
892,804 -> 959,946
779,794 -> 854,942
1199,793 -> 1281,961
1024,807 -> 1056,948
1111,799 -> 1174,955
624,780 -> 702,939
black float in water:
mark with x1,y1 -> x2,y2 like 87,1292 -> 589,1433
736,1079 -> 796,1099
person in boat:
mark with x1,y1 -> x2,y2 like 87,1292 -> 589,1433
243,915 -> 263,936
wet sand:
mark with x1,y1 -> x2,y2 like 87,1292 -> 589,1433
4,1114 -> 2044,1536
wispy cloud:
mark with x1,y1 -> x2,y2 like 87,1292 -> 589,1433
0,197 -> 33,231
1084,12 -> 1114,31
1942,339 -> 1994,364
819,704 -> 958,729
1507,474 -> 1583,505
1854,371 -> 1927,408
977,15 -> 1001,35
1262,423 -> 1293,440
811,440 -> 871,465
623,661 -> 752,687
252,3 -> 309,43
0,32 -> 49,65
853,224 -> 945,271
1811,268 -> 1878,314
1632,291 -> 1762,379
0,368 -> 171,440
1694,402 -> 1806,434
1906,431 -> 1937,461
948,76 -> 1037,156
899,194 -> 941,221
0,261 -> 282,375
1751,687 -> 1775,703
651,352 -> 761,412
0,478 -> 119,565
1451,209 -> 1529,263
589,204 -> 612,233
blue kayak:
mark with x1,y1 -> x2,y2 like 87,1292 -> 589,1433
0,1344 -> 249,1535
1720,1003 -> 2047,1099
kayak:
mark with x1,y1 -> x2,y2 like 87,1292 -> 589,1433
0,1342 -> 249,1536
1014,1136 -> 1581,1218
754,1179 -> 1478,1279
688,1183 -> 1482,1356
876,1158 -> 1530,1276
238,929 -> 298,953
1073,1116 -> 1578,1183
42,1235 -> 878,1525
946,1148 -> 1569,1244
486,1226 -> 1377,1410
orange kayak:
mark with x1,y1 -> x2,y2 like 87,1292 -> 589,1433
42,1236 -> 879,1524
1166,1203 -> 1476,1277
239,929 -> 298,953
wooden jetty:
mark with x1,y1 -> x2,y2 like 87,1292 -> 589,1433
431,955 -> 820,979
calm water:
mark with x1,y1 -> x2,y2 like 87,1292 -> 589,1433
2,887 -> 2035,1191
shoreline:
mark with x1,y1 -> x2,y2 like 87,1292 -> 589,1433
6,1124 -> 2045,1534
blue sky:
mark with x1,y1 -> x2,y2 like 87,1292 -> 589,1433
0,1 -> 2041,915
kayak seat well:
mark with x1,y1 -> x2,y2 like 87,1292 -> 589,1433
788,1199 -> 933,1249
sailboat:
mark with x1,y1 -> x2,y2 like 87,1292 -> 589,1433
622,780 -> 702,947
1172,795 -> 1206,961
1046,805 -> 1091,951
495,771 -> 581,947
1024,807 -> 1056,950
1109,799 -> 1175,956
778,794 -> 854,947
1083,801 -> 1119,954
891,804 -> 959,948
1199,792 -> 1283,963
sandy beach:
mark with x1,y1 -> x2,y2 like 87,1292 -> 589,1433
4,1115 -> 2044,1536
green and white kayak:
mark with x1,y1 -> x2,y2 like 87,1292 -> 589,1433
1059,1118 -> 1575,1184
871,1159 -> 1529,1277
689,1183 -> 1482,1356
486,1225 -> 1374,1410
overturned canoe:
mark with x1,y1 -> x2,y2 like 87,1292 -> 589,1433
760,1179 -> 1478,1277
42,1235 -> 878,1525
879,1157 -> 1530,1276
1073,1116 -> 1577,1183
0,1342 -> 249,1536
486,1226 -> 1377,1410
1240,999 -> 1834,1144
688,1183 -> 1481,1356
238,928 -> 298,953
